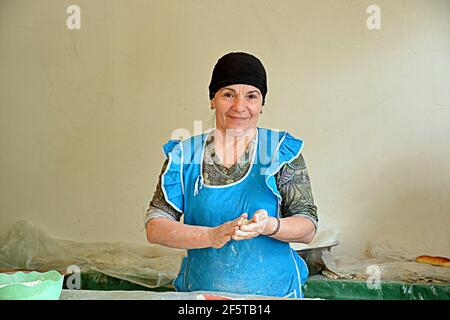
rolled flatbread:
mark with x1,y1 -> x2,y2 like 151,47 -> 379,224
415,255 -> 450,267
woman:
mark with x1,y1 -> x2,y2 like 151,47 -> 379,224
145,52 -> 318,298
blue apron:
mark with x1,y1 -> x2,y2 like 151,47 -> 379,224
161,127 -> 309,298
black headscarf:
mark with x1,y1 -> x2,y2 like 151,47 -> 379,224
208,52 -> 267,104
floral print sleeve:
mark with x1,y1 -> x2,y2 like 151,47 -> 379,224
145,159 -> 182,225
275,153 -> 319,231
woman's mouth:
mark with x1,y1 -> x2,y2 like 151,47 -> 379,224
227,115 -> 249,120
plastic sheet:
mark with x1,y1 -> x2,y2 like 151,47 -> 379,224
0,220 -> 185,288
321,241 -> 450,284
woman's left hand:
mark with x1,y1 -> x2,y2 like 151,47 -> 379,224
233,209 -> 273,240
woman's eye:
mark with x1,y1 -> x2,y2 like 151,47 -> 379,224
248,94 -> 258,99
224,92 -> 233,98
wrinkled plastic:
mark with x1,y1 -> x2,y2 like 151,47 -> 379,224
321,241 -> 450,284
0,220 -> 185,288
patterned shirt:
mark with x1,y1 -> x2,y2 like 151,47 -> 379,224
145,131 -> 318,230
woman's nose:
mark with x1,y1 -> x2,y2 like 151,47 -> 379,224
232,95 -> 247,111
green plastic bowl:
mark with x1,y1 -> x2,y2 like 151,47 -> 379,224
0,270 -> 64,300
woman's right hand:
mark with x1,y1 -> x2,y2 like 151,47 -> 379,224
209,213 -> 249,249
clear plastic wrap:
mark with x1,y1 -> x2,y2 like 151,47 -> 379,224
0,220 -> 185,288
321,241 -> 450,283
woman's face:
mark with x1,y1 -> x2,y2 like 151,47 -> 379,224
211,84 -> 263,133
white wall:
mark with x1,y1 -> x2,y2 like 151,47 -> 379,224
0,0 -> 449,257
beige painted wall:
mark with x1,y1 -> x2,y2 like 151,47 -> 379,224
1,0 -> 449,257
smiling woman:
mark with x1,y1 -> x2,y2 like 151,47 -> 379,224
145,52 -> 318,298
213,85 -> 261,129
211,84 -> 262,167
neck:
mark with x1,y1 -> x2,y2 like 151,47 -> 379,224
215,127 -> 257,145
213,127 -> 257,167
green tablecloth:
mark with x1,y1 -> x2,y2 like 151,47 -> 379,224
302,275 -> 449,300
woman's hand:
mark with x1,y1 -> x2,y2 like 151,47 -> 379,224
209,213 -> 249,249
236,209 -> 275,239
209,209 -> 276,248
